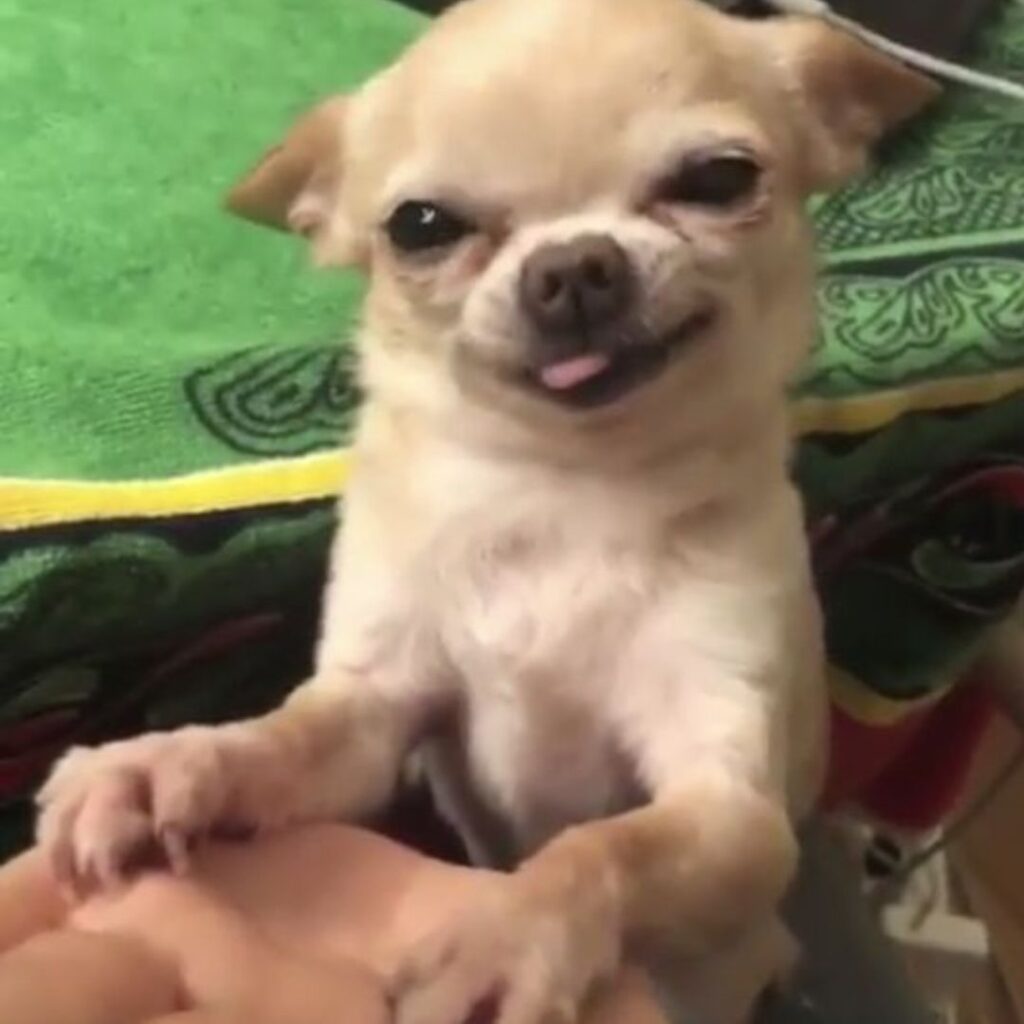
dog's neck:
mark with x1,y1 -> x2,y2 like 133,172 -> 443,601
356,360 -> 794,528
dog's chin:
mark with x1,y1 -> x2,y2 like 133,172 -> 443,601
517,307 -> 717,412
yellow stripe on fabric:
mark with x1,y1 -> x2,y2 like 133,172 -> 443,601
827,665 -> 953,726
795,367 -> 1024,436
0,451 -> 349,530
1,367 -> 1023,529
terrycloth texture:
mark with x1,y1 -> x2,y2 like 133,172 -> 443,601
0,0 -> 406,482
1,0 -> 1024,855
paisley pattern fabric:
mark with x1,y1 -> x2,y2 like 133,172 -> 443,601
815,6 -> 1024,259
810,259 -> 1024,397
787,4 -> 1024,778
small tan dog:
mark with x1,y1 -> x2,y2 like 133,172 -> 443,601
37,1 -> 937,1022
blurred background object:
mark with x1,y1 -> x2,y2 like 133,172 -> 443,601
396,0 -> 1000,59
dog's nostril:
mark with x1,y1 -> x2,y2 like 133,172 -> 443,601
539,271 -> 564,305
581,256 -> 612,291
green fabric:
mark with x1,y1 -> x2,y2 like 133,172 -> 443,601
806,4 -> 1024,402
791,6 -> 1024,709
0,0 -> 417,480
0,512 -> 333,687
2,0 -> 1024,480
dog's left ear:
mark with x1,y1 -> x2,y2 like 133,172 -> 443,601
763,18 -> 940,190
226,96 -> 348,248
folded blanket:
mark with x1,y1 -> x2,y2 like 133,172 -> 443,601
1,0 -> 1023,854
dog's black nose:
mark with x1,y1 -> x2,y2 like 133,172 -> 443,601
519,234 -> 632,335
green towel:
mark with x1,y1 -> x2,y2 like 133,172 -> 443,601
0,0 -> 414,481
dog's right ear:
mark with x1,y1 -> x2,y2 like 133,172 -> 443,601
226,96 -> 347,243
761,19 -> 940,191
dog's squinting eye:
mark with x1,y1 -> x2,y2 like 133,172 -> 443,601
661,155 -> 761,209
385,201 -> 473,253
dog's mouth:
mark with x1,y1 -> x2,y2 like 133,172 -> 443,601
521,307 -> 717,410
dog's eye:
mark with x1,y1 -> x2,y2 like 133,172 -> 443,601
385,201 -> 472,253
661,154 -> 761,208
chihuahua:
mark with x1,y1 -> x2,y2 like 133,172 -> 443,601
37,1 -> 937,1021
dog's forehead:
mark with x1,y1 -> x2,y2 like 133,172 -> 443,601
416,0 -> 727,80
358,0 -> 772,211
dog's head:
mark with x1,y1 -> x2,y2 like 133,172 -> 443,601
228,0 -> 936,440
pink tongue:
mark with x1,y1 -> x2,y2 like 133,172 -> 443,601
539,353 -> 611,391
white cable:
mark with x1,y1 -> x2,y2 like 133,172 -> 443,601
767,0 -> 1024,103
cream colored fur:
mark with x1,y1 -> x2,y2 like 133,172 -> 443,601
37,2 -> 938,1023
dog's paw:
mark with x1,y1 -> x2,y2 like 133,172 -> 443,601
36,727 -> 240,894
391,886 -> 597,1024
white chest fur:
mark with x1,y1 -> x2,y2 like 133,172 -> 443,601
434,516 -> 651,849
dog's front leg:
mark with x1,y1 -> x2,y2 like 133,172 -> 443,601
37,512 -> 449,893
393,701 -> 796,1024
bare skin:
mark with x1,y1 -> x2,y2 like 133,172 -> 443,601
0,825 -> 665,1024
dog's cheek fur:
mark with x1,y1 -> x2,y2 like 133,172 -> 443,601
706,201 -> 816,383
393,241 -> 497,311
361,233 -> 501,375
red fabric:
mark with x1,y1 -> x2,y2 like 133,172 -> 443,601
821,676 -> 996,830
